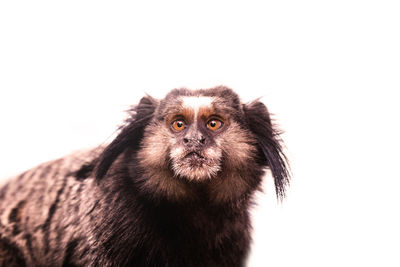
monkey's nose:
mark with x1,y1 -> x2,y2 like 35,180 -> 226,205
183,136 -> 206,145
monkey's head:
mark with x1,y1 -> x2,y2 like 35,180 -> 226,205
96,86 -> 289,202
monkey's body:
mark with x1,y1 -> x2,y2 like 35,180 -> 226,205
0,86 -> 289,266
0,149 -> 251,266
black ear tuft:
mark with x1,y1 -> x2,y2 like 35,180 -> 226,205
95,95 -> 158,179
243,100 -> 290,200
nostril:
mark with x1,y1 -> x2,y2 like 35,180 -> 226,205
199,136 -> 206,144
183,138 -> 189,143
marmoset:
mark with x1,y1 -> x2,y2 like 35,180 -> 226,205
0,86 -> 289,267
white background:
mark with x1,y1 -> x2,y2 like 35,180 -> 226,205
1,1 -> 399,266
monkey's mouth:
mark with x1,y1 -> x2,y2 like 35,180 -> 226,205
183,151 -> 206,168
170,148 -> 221,180
185,152 -> 204,159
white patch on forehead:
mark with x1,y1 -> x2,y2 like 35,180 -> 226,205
181,96 -> 214,109
180,96 -> 214,118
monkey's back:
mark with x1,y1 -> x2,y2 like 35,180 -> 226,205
0,149 -> 102,266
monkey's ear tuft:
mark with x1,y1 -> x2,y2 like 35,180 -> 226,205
243,100 -> 290,200
95,95 -> 158,179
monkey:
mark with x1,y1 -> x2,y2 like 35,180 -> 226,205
0,86 -> 290,267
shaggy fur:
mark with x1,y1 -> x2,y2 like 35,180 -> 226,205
0,86 -> 289,267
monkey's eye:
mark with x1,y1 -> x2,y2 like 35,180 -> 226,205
172,120 -> 186,131
207,119 -> 223,131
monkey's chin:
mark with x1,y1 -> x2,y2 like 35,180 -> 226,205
171,156 -> 220,181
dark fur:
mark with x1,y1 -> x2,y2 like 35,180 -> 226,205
0,86 -> 289,266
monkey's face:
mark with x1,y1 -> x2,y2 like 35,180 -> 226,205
98,86 -> 288,200
166,96 -> 225,180
138,89 -> 256,183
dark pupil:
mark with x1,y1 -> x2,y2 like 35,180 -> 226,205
210,121 -> 216,127
177,121 -> 183,128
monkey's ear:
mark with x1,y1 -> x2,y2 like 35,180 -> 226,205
95,95 -> 158,179
243,100 -> 290,200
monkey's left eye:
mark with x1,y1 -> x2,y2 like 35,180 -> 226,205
207,119 -> 223,131
172,120 -> 186,131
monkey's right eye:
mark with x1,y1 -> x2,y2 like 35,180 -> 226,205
172,120 -> 186,131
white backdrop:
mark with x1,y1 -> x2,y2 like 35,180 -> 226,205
1,1 -> 399,266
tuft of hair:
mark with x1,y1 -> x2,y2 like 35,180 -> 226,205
95,95 -> 158,179
243,100 -> 290,200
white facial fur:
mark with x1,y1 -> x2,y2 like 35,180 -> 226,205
169,146 -> 222,181
180,96 -> 214,118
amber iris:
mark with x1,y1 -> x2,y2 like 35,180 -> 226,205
172,120 -> 186,131
207,119 -> 223,131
